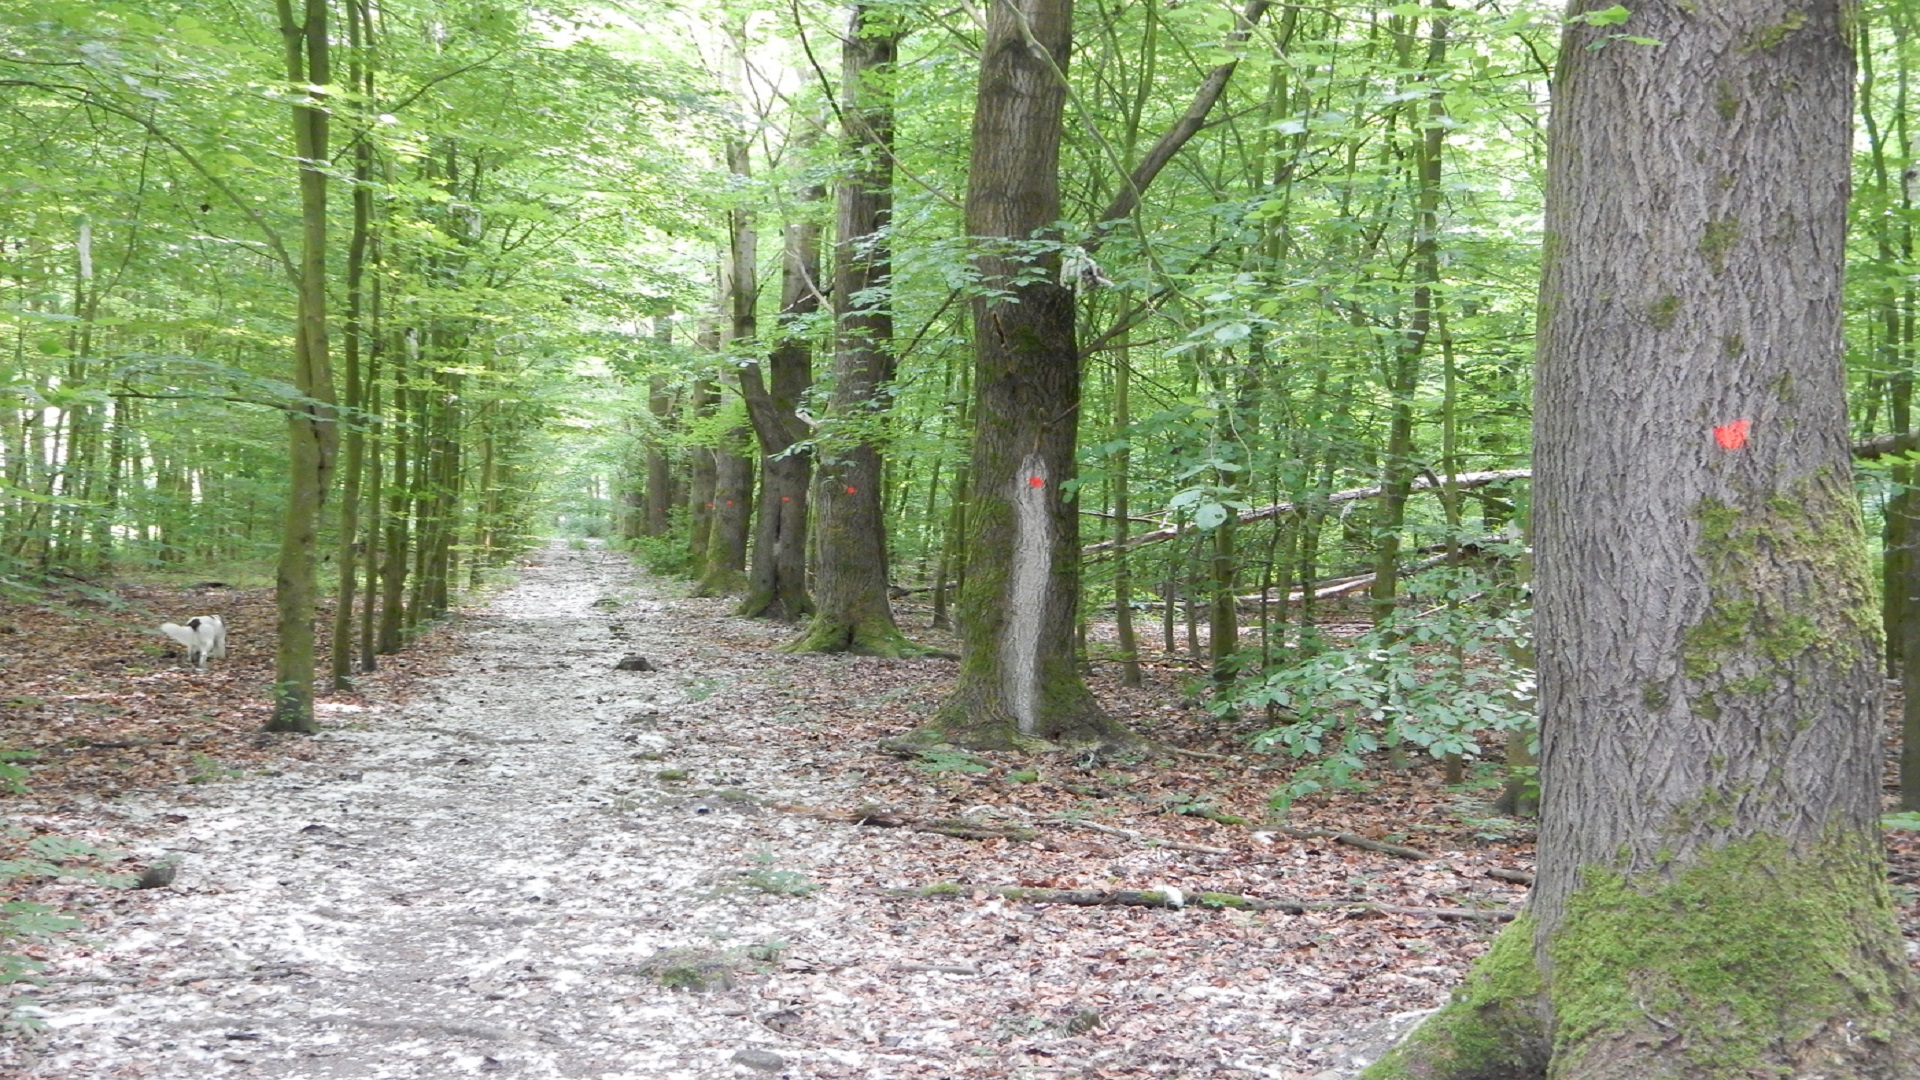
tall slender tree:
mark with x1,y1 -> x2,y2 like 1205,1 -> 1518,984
267,0 -> 338,733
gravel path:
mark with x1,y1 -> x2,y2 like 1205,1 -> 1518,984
9,545 -> 1435,1080
14,545 -> 873,1079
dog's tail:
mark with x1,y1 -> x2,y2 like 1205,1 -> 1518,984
159,622 -> 198,650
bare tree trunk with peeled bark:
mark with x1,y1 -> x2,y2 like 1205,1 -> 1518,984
1367,3 -> 1920,1075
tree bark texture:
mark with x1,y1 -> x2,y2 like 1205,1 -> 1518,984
686,379 -> 719,568
926,0 -> 1123,750
739,218 -> 818,620
1371,4 -> 1920,1077
793,4 -> 908,655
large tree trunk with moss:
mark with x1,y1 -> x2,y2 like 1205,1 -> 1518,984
920,0 -> 1128,751
268,0 -> 338,734
738,217 -> 818,620
1367,4 -> 1920,1078
792,3 -> 909,655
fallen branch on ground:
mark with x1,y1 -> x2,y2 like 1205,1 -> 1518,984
1041,817 -> 1233,856
772,803 -> 1038,843
887,884 -> 1515,922
1274,825 -> 1434,862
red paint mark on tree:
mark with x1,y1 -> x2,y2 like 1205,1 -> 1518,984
1028,476 -> 1044,488
726,500 -> 734,506
781,496 -> 791,502
1713,418 -> 1751,450
846,486 -> 857,495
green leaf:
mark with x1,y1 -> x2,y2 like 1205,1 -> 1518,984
1572,5 -> 1632,27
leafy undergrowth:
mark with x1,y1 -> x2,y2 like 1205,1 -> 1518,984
0,548 -> 1913,1080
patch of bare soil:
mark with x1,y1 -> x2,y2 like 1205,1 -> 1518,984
1,544 -> 1909,1079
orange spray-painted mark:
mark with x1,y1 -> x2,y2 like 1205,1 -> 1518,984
1028,476 -> 1044,488
1713,418 -> 1750,450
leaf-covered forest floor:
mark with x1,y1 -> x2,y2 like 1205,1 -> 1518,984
2,544 -> 1917,1080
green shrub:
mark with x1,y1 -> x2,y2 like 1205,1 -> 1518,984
1221,565 -> 1534,813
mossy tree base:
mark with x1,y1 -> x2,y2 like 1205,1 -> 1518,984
692,568 -> 748,599
266,685 -> 319,734
1365,842 -> 1920,1080
923,672 -> 1137,753
737,587 -> 813,621
786,614 -> 910,657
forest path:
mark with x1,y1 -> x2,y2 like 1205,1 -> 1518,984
12,543 -> 1444,1080
20,544 -> 886,1079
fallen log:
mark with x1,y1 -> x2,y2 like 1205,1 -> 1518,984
1081,433 -> 1917,561
1083,470 -> 1531,556
887,883 -> 1515,922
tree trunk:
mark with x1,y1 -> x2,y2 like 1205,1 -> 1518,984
332,4 -> 374,687
738,216 -> 818,620
698,438 -> 752,595
696,135 -> 757,598
376,329 -> 417,656
1112,341 -> 1141,687
1371,3 -> 1920,1075
923,0 -> 1127,751
645,366 -> 673,536
792,3 -> 909,655
268,0 -> 338,734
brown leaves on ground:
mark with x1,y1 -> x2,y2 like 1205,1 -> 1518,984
4,565 -> 1919,1078
0,582 -> 445,803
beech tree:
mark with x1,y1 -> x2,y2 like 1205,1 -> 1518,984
923,0 -> 1127,748
737,214 -> 819,621
793,3 -> 909,654
267,0 -> 338,734
1368,3 -> 1920,1077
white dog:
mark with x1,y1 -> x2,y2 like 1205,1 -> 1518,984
160,615 -> 227,670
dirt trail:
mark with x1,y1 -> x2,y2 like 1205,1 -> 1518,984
14,545 -> 891,1078
10,545 -> 1430,1080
